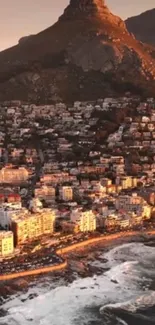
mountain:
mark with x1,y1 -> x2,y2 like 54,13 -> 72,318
0,0 -> 155,103
126,8 -> 155,46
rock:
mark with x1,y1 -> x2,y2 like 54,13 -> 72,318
0,0 -> 155,102
111,279 -> 118,284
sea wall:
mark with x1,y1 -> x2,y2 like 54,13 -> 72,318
0,261 -> 67,281
56,231 -> 138,255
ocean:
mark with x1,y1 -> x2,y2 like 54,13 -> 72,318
0,240 -> 155,325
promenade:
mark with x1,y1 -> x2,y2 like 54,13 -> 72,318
0,230 -> 155,281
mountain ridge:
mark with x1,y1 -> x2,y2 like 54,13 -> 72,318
125,8 -> 155,46
0,0 -> 155,103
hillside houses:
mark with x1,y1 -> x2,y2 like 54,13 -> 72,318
0,96 -> 155,246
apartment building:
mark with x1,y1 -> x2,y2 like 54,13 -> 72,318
104,212 -> 142,230
60,186 -> 73,201
11,209 -> 56,245
0,231 -> 14,257
40,173 -> 73,185
71,209 -> 96,232
34,186 -> 56,202
116,194 -> 142,210
0,167 -> 29,184
116,176 -> 138,189
115,194 -> 151,219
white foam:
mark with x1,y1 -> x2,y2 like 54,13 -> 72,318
104,242 -> 155,267
0,273 -> 138,325
116,316 -> 128,325
100,291 -> 155,314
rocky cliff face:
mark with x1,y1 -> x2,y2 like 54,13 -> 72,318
61,0 -> 125,27
0,0 -> 155,102
126,9 -> 155,46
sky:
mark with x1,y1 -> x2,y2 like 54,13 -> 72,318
0,0 -> 154,51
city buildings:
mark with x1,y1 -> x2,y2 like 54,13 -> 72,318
0,96 -> 154,258
116,194 -> 143,211
104,211 -> 143,230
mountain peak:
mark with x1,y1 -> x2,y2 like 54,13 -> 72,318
69,0 -> 108,12
60,0 -> 112,19
0,1 -> 154,102
60,0 -> 126,29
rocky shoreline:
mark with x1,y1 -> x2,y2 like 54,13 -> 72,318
0,230 -> 155,302
63,232 -> 154,279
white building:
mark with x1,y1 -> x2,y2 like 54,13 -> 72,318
71,209 -> 96,232
29,198 -> 43,212
0,206 -> 28,227
0,231 -> 14,257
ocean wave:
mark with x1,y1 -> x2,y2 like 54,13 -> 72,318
104,243 -> 155,268
100,291 -> 155,316
100,291 -> 155,325
115,316 -> 128,325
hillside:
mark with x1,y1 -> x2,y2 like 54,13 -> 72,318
126,8 -> 155,46
0,0 -> 155,103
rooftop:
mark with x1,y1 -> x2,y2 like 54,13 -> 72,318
0,231 -> 13,238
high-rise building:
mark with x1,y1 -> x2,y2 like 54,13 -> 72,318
11,209 -> 56,245
0,231 -> 14,257
60,186 -> 73,201
71,209 -> 96,232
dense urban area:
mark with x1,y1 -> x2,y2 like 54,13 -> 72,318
0,95 -> 155,276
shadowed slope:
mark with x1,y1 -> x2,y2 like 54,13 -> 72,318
0,0 -> 155,102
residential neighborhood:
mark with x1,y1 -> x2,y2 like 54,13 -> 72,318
0,96 -> 155,266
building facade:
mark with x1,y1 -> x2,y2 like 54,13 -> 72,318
34,186 -> 56,202
0,167 -> 29,184
60,186 -> 73,201
11,209 -> 56,245
71,209 -> 96,232
0,231 -> 14,257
